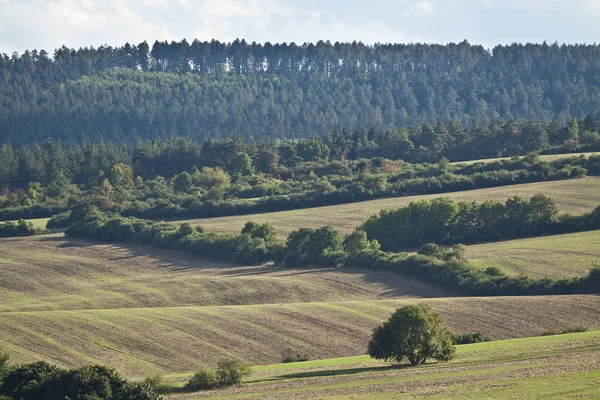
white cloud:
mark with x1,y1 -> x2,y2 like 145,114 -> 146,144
1,0 -> 600,54
403,0 -> 436,17
587,0 -> 600,9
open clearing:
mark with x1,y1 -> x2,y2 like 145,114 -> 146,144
0,234 -> 446,312
451,151 -> 600,165
166,331 -> 600,400
0,296 -> 598,377
466,229 -> 600,279
174,177 -> 600,239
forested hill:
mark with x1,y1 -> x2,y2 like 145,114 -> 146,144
3,39 -> 600,145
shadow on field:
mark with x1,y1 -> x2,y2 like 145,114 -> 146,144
267,364 -> 409,381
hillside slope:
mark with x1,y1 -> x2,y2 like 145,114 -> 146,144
0,296 -> 598,377
0,234 -> 447,312
175,177 -> 600,238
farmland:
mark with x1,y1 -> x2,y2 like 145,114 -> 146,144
172,177 -> 600,239
450,151 -> 600,165
0,234 -> 445,312
165,331 -> 600,399
466,229 -> 600,279
1,295 -> 599,378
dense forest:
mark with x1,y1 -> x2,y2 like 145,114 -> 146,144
4,40 -> 600,145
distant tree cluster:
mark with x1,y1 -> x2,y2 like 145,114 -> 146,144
0,219 -> 41,238
361,194 -> 562,251
4,40 -> 600,145
1,133 -> 597,223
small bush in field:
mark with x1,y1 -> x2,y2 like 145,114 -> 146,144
185,368 -> 218,391
281,348 -> 310,363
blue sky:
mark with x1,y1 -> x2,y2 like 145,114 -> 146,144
1,0 -> 600,54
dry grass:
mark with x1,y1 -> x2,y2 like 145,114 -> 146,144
173,177 -> 600,239
466,229 -> 600,279
0,295 -> 598,378
451,151 -> 600,165
0,234 -> 446,312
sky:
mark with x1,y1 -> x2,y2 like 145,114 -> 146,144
1,0 -> 600,54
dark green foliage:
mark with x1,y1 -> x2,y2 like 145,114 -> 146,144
64,211 -> 278,265
0,220 -> 41,238
215,358 -> 251,386
0,139 -> 597,224
281,349 -> 310,363
0,361 -> 160,400
241,222 -> 276,242
185,358 -> 250,391
361,195 -> 600,252
6,40 -> 600,147
185,369 -> 218,391
368,304 -> 455,366
540,327 -> 588,336
346,250 -> 600,296
280,226 -> 346,267
451,333 -> 492,345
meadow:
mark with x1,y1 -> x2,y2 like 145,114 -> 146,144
173,177 -> 600,239
450,151 -> 600,165
466,229 -> 600,279
165,331 -> 600,399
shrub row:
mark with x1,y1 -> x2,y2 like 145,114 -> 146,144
64,211 -> 280,265
0,219 -> 42,238
63,210 -> 600,297
361,195 -> 600,251
0,357 -> 158,400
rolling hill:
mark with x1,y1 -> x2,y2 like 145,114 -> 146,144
172,177 -> 600,239
0,296 -> 598,378
466,229 -> 600,279
164,331 -> 600,399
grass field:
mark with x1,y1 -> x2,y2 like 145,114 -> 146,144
466,229 -> 600,279
0,234 -> 447,312
451,151 -> 600,165
7,217 -> 49,229
172,177 -> 600,239
0,295 -> 598,377
165,331 -> 600,399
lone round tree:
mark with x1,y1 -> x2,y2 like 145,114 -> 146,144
368,304 -> 455,366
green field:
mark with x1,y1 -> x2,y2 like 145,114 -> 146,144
466,229 -> 600,279
451,151 -> 600,165
7,217 -> 49,229
173,177 -> 600,239
163,331 -> 600,399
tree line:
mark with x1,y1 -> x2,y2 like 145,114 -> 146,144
5,40 -> 600,145
60,201 -> 600,297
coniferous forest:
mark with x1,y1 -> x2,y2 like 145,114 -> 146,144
4,39 -> 600,145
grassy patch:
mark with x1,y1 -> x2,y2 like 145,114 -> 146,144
466,229 -> 600,279
166,332 -> 600,399
172,177 -> 600,239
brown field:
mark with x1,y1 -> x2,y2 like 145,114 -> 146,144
0,234 -> 446,312
172,177 -> 600,239
0,295 -> 598,378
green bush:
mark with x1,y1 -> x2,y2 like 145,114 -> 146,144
451,333 -> 492,345
185,368 -> 218,391
281,348 -> 310,363
216,357 -> 251,386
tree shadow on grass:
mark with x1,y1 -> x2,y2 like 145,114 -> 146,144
263,363 -> 411,382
